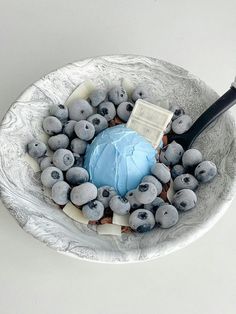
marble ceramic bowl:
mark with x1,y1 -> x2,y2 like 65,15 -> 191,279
0,55 -> 235,263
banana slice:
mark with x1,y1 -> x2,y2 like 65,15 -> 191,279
63,202 -> 89,224
167,179 -> 175,203
65,80 -> 95,105
23,153 -> 40,172
97,224 -> 121,236
112,213 -> 130,226
121,78 -> 135,98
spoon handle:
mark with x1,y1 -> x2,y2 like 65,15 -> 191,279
187,84 -> 236,147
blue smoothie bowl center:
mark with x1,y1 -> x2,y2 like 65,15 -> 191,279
84,125 -> 157,196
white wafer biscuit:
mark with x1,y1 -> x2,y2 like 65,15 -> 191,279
63,202 -> 89,224
126,99 -> 173,148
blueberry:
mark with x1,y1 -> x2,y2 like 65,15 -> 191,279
53,148 -> 74,171
155,204 -> 179,228
48,134 -> 69,151
173,173 -> 198,191
151,163 -> 171,184
144,197 -> 166,214
68,99 -> 93,121
132,86 -> 151,102
125,190 -> 142,209
70,182 -> 97,206
98,101 -> 116,121
171,164 -> 185,179
70,138 -> 87,155
52,181 -> 70,205
66,167 -> 89,186
89,89 -> 107,107
109,195 -> 131,215
49,104 -> 68,122
73,153 -> 84,167
182,149 -> 203,169
134,182 -> 157,204
108,86 -> 128,105
159,141 -> 184,166
41,166 -> 63,188
97,186 -> 117,208
27,140 -> 47,158
87,114 -> 108,134
74,120 -> 95,141
141,175 -> 162,195
63,120 -> 77,138
117,102 -> 134,122
169,104 -> 185,121
129,209 -> 155,233
43,116 -> 62,135
172,189 -> 197,211
40,156 -> 54,171
82,200 -> 104,220
172,115 -> 193,134
194,161 -> 217,183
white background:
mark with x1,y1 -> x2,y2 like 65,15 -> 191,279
0,1 -> 236,313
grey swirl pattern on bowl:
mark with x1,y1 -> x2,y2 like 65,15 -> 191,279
0,55 -> 235,263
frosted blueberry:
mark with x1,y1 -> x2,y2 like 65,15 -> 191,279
172,189 -> 197,211
66,167 -> 89,186
27,140 -> 47,158
125,190 -> 142,210
108,86 -> 128,105
134,182 -> 157,204
70,182 -> 97,206
40,166 -> 63,188
53,148 -> 74,171
52,181 -> 70,205
182,149 -> 203,169
49,104 -> 68,121
129,209 -> 155,233
74,120 -> 95,141
171,164 -> 185,179
169,104 -> 185,121
63,120 -> 77,138
159,141 -> 184,166
43,116 -> 62,135
194,161 -> 217,183
151,163 -> 171,184
117,101 -> 134,122
173,173 -> 199,191
82,200 -> 104,220
172,115 -> 193,134
141,175 -> 162,195
68,99 -> 93,121
132,86 -> 151,102
70,138 -> 87,155
89,89 -> 107,107
48,134 -> 69,151
109,195 -> 131,215
87,114 -> 108,134
155,204 -> 179,228
40,156 -> 54,171
97,186 -> 117,208
98,101 -> 116,121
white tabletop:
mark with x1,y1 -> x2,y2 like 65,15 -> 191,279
0,1 -> 236,313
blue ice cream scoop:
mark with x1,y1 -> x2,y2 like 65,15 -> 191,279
84,124 -> 156,196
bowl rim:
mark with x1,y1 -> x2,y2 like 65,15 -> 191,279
0,54 -> 236,264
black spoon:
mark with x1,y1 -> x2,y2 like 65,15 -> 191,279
165,81 -> 236,150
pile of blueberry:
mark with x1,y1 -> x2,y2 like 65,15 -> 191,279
27,83 -> 217,234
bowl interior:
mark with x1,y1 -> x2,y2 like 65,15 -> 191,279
0,55 -> 235,263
